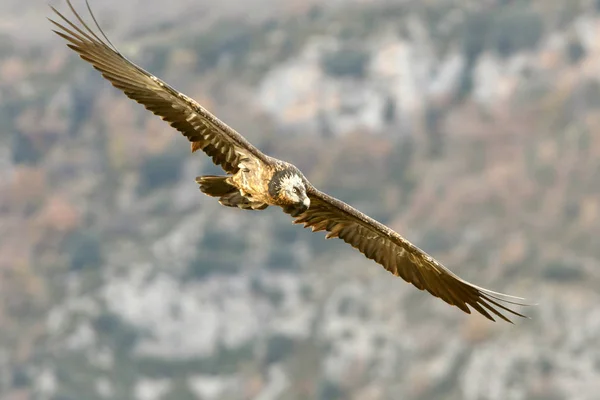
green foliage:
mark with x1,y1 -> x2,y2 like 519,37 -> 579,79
308,5 -> 324,21
456,68 -> 475,101
337,296 -> 365,317
534,164 -> 556,187
138,148 -> 185,194
250,278 -> 285,306
321,47 -> 370,78
577,127 -> 591,152
142,45 -> 171,76
186,229 -> 247,279
51,396 -> 78,400
201,228 -> 245,251
11,130 -> 41,165
63,231 -> 103,271
0,33 -> 14,60
68,87 -> 95,135
299,284 -> 314,302
162,379 -> 197,400
272,221 -> 300,243
462,4 -> 543,61
265,334 -> 296,364
489,7 -> 544,58
11,367 -> 29,388
387,137 -> 417,202
266,222 -> 301,271
93,312 -> 141,354
569,80 -> 600,113
136,343 -> 254,377
543,260 -> 584,282
266,246 -> 299,271
193,20 -> 253,72
421,229 -> 453,254
461,11 -> 492,63
318,380 -> 346,400
338,11 -> 379,40
425,105 -> 445,159
52,353 -> 104,400
383,96 -> 396,124
563,201 -> 580,221
187,251 -> 242,278
457,4 -> 544,97
566,38 -> 586,64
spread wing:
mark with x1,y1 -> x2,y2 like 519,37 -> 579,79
49,0 -> 270,174
292,188 -> 529,323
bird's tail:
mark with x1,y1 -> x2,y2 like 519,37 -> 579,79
196,175 -> 236,197
218,192 -> 269,210
196,175 -> 269,210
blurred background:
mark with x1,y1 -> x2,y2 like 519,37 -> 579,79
1,0 -> 599,399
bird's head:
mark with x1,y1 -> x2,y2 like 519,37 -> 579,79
270,169 -> 310,216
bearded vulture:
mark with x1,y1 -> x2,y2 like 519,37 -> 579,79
49,0 -> 530,323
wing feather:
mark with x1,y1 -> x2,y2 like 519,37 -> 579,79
291,188 -> 530,323
49,0 -> 270,174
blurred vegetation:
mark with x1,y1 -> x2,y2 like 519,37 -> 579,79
63,231 -> 104,272
321,47 -> 371,78
138,146 -> 186,194
488,5 -> 544,58
0,33 -> 14,59
137,343 -> 255,377
11,129 -> 41,165
192,19 -> 254,72
93,312 -> 141,354
186,228 -> 247,278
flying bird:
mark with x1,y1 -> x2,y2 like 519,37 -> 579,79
49,0 -> 530,323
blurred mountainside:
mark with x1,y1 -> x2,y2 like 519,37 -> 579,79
1,0 -> 600,399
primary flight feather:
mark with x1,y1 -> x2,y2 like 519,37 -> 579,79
49,0 -> 530,323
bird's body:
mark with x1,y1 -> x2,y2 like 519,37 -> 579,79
198,158 -> 311,216
49,0 -> 531,323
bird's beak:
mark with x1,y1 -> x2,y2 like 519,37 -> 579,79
303,196 -> 310,209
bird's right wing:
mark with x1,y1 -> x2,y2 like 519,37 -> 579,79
49,0 -> 270,174
290,188 -> 530,323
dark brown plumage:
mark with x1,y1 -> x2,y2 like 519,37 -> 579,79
49,0 -> 531,323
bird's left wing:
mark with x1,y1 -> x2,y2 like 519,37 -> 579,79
291,187 -> 529,323
49,0 -> 271,174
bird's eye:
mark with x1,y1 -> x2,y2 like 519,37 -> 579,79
292,188 -> 298,194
